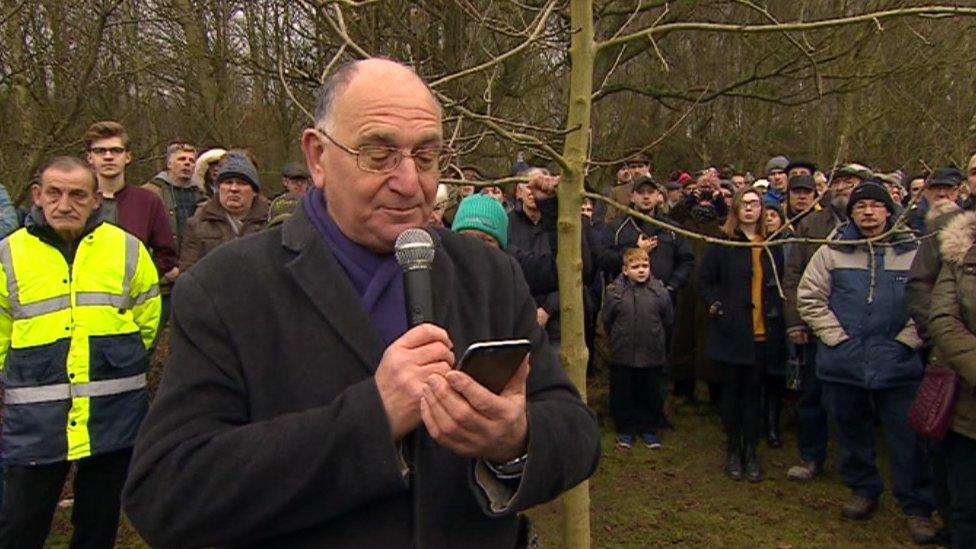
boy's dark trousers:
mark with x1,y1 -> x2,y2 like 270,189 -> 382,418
0,448 -> 131,549
609,363 -> 663,434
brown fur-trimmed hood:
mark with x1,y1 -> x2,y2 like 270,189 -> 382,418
940,210 -> 976,265
926,199 -> 962,225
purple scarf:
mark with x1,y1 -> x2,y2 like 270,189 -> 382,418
303,188 -> 407,346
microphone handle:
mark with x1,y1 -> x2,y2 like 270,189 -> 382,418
403,267 -> 434,327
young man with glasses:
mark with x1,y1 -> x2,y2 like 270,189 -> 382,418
124,58 -> 599,548
83,121 -> 178,285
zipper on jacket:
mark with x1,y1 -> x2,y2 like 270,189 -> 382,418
67,251 -> 75,336
631,290 -> 638,366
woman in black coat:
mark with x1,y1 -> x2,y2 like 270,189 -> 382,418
699,187 -> 787,483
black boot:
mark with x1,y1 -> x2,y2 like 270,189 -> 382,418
744,444 -> 764,483
724,440 -> 743,481
766,398 -> 782,449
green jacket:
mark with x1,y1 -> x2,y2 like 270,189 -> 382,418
929,210 -> 976,439
907,200 -> 970,343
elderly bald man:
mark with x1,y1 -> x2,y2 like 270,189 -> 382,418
123,58 -> 600,548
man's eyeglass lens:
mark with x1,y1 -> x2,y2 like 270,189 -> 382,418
357,147 -> 450,173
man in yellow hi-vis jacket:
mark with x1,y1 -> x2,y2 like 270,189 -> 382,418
0,157 -> 160,549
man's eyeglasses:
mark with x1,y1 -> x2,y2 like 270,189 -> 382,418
89,146 -> 126,156
316,128 -> 450,174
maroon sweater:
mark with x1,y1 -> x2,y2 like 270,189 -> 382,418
110,184 -> 178,275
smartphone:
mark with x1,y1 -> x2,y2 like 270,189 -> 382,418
456,339 -> 531,394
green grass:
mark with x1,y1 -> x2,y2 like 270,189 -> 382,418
47,372 -> 933,548
528,379 -> 929,548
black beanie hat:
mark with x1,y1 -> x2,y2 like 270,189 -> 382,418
846,180 -> 894,217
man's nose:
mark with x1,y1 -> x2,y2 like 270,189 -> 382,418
388,155 -> 423,195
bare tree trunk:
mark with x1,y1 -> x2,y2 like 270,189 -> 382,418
172,0 -> 223,142
556,1 -> 593,547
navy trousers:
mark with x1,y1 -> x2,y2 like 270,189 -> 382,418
822,382 -> 934,517
795,343 -> 828,463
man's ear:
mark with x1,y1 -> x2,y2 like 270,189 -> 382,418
301,129 -> 327,190
31,184 -> 42,206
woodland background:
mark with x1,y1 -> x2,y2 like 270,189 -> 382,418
1,0 -> 974,204
11,1 -> 976,546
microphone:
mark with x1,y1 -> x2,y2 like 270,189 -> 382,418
394,228 -> 436,327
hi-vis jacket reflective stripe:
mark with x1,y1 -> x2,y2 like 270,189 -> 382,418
0,223 -> 161,465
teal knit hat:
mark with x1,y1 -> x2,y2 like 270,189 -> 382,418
452,194 -> 509,248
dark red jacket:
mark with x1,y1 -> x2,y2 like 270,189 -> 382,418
113,184 -> 178,275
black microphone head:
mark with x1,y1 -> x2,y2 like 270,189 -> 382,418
394,228 -> 435,271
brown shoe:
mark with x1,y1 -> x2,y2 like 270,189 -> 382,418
841,496 -> 878,520
905,516 -> 940,545
786,461 -> 822,481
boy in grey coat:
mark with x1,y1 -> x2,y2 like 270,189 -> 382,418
603,247 -> 674,449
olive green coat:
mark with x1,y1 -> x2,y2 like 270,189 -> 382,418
929,210 -> 976,439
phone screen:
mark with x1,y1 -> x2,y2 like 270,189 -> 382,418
457,340 -> 531,394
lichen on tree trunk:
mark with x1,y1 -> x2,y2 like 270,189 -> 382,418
555,1 -> 595,548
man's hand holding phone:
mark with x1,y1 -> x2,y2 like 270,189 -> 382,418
420,355 -> 530,463
375,324 -> 455,441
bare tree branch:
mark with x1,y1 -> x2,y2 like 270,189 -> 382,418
428,0 -> 558,88
599,6 -> 976,51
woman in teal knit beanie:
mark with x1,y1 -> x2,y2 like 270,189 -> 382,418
451,194 -> 509,249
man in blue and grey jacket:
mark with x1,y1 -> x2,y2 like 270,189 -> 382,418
797,180 -> 937,544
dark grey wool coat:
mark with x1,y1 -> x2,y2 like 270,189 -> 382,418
122,207 -> 600,548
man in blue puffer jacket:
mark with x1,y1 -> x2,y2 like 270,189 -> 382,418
797,180 -> 938,544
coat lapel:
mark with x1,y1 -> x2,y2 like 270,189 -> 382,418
427,228 -> 454,327
280,207 -> 383,374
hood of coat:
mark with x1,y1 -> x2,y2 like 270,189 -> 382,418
939,210 -> 976,265
925,199 -> 961,226
154,169 -> 206,193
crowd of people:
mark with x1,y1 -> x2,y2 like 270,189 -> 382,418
0,56 -> 974,547
0,59 -> 602,548
430,151 -> 976,546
